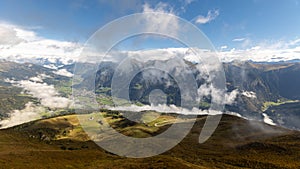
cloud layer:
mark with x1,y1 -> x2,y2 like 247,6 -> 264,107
1,15 -> 300,64
5,77 -> 72,109
0,102 -> 45,129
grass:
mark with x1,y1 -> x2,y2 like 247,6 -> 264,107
262,100 -> 299,111
133,83 -> 143,90
199,101 -> 210,109
0,112 -> 300,168
96,94 -> 145,107
96,95 -> 114,106
95,87 -> 111,94
55,80 -> 72,97
141,111 -> 161,123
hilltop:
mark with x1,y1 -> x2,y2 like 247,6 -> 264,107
0,112 -> 299,168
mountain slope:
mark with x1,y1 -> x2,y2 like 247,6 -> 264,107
0,113 -> 299,168
1,60 -> 300,130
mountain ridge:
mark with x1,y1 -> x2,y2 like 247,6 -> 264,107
0,113 -> 299,168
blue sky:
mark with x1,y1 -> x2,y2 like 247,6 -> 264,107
0,0 -> 300,62
0,0 -> 299,47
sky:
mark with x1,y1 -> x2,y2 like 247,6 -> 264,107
0,0 -> 300,62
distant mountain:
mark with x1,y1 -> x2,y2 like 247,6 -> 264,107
1,59 -> 300,130
34,57 -> 74,70
92,60 -> 300,129
0,59 -> 300,168
264,102 -> 300,130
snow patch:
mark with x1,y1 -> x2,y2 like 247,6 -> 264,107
262,113 -> 276,125
43,64 -> 58,70
53,69 -> 73,77
241,91 -> 257,98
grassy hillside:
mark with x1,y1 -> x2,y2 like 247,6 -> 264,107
0,113 -> 299,168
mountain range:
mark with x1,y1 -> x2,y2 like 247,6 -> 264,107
91,59 -> 300,130
0,58 -> 300,168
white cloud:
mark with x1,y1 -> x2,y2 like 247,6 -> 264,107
0,21 -> 40,45
195,10 -> 219,24
288,38 -> 300,46
29,76 -> 43,83
196,82 -> 238,106
241,39 -> 252,48
180,0 -> 195,12
53,69 -> 74,77
98,39 -> 300,63
84,42 -> 300,64
0,22 -> 82,63
232,38 -> 252,48
108,104 -> 223,116
219,39 -> 300,62
141,3 -> 179,36
187,0 -> 195,4
6,78 -> 72,108
127,47 -> 187,62
0,23 -> 24,45
143,2 -> 173,13
221,45 -> 228,49
0,102 -> 45,129
1,20 -> 299,65
232,38 -> 246,42
225,89 -> 239,104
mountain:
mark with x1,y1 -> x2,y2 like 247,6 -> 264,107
1,60 -> 300,130
0,113 -> 299,168
224,61 -> 300,129
93,60 -> 300,103
91,60 -> 300,129
0,57 -> 74,70
264,102 -> 300,130
0,60 -> 300,168
225,61 -> 300,100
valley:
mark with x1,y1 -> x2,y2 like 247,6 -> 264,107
1,1 -> 300,168
0,60 -> 300,168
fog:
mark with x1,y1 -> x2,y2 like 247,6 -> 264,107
0,102 -> 45,129
5,77 -> 72,108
